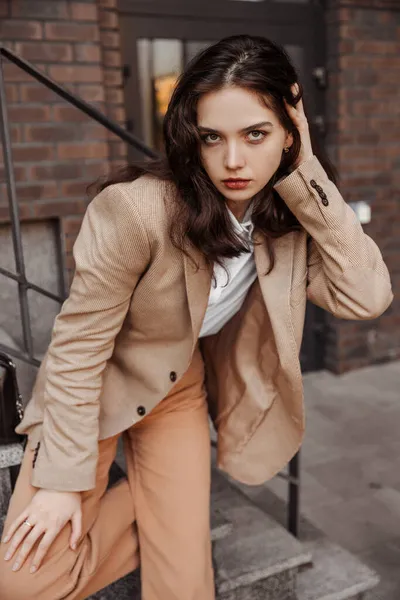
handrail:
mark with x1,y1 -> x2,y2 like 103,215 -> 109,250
0,46 -> 158,159
0,45 -> 157,367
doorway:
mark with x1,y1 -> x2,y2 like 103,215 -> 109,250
117,0 -> 327,371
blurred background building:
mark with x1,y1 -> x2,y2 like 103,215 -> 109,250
0,0 -> 399,387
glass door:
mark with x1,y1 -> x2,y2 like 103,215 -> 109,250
119,0 -> 325,157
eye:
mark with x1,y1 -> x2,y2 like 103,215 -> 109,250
247,130 -> 267,143
201,133 -> 221,145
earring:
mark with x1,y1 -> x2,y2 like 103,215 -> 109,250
283,147 -> 290,153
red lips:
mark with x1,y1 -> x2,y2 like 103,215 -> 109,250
222,179 -> 251,190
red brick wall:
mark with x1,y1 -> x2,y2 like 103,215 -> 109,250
0,0 -> 126,279
325,0 -> 400,372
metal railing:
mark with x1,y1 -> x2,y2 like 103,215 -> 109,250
0,45 -> 300,536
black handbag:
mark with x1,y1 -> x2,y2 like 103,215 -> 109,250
0,351 -> 26,445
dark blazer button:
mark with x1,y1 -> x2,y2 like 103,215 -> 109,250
310,179 -> 317,188
137,405 -> 146,417
170,371 -> 177,382
321,198 -> 329,206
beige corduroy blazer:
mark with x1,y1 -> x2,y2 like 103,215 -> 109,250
16,156 -> 393,492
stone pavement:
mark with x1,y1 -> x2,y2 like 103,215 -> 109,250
260,360 -> 400,600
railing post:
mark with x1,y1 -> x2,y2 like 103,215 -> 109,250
288,451 -> 300,537
0,54 -> 34,360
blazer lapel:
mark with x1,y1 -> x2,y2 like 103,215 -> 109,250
183,243 -> 212,351
254,230 -> 297,372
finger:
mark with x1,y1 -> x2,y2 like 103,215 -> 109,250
296,95 -> 305,115
30,529 -> 59,573
11,526 -> 45,572
2,510 -> 31,544
291,83 -> 300,96
70,511 -> 82,550
3,519 -> 37,562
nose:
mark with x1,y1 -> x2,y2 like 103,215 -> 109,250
224,141 -> 245,171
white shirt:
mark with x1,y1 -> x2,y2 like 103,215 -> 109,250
199,206 -> 257,338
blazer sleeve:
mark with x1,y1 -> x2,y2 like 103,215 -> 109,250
31,184 -> 151,492
273,155 -> 393,320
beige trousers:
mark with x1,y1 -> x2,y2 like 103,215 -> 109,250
0,346 -> 214,600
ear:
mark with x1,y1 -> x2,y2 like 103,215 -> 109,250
285,132 -> 294,149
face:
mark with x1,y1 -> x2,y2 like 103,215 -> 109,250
197,86 -> 292,216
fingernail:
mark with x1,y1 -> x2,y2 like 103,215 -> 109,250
2,534 -> 9,543
30,565 -> 37,574
72,543 -> 76,550
4,552 -> 11,561
12,562 -> 20,571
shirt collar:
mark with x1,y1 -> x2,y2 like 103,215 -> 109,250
227,204 -> 254,238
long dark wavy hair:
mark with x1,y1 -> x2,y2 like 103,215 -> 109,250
93,35 -> 336,272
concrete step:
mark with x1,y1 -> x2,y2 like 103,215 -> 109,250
227,472 -> 380,600
211,469 -> 312,600
296,539 -> 380,600
88,468 -> 312,600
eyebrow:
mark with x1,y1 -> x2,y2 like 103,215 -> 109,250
197,121 -> 274,135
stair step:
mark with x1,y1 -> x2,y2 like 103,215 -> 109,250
296,539 -> 380,600
226,473 -> 380,600
211,508 -> 233,541
211,470 -> 312,599
87,469 -> 312,599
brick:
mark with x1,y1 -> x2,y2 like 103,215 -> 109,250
105,87 -> 124,104
80,162 -> 109,180
3,63 -> 41,83
74,43 -> 102,63
24,124 -> 79,143
63,216 -> 84,235
70,2 -> 98,21
61,180 -> 94,198
30,163 -> 83,181
64,235 -> 76,253
48,64 -> 103,83
98,9 -> 119,29
32,199 -> 87,218
0,20 -> 43,40
13,145 -> 55,162
76,84 -> 105,102
44,22 -> 99,42
371,85 -> 398,99
19,84 -> 58,103
53,105 -> 91,122
0,165 -> 28,184
109,141 -> 128,159
0,203 -> 32,223
11,124 -> 22,144
8,105 -> 51,123
14,42 -> 73,63
5,84 -> 19,103
11,1 -> 68,19
103,69 -> 122,86
78,124 -> 109,140
355,40 -> 400,54
15,182 -> 58,201
107,106 -> 125,122
102,49 -> 121,68
57,142 -> 109,160
100,31 -> 120,48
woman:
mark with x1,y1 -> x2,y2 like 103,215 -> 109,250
0,35 -> 392,599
